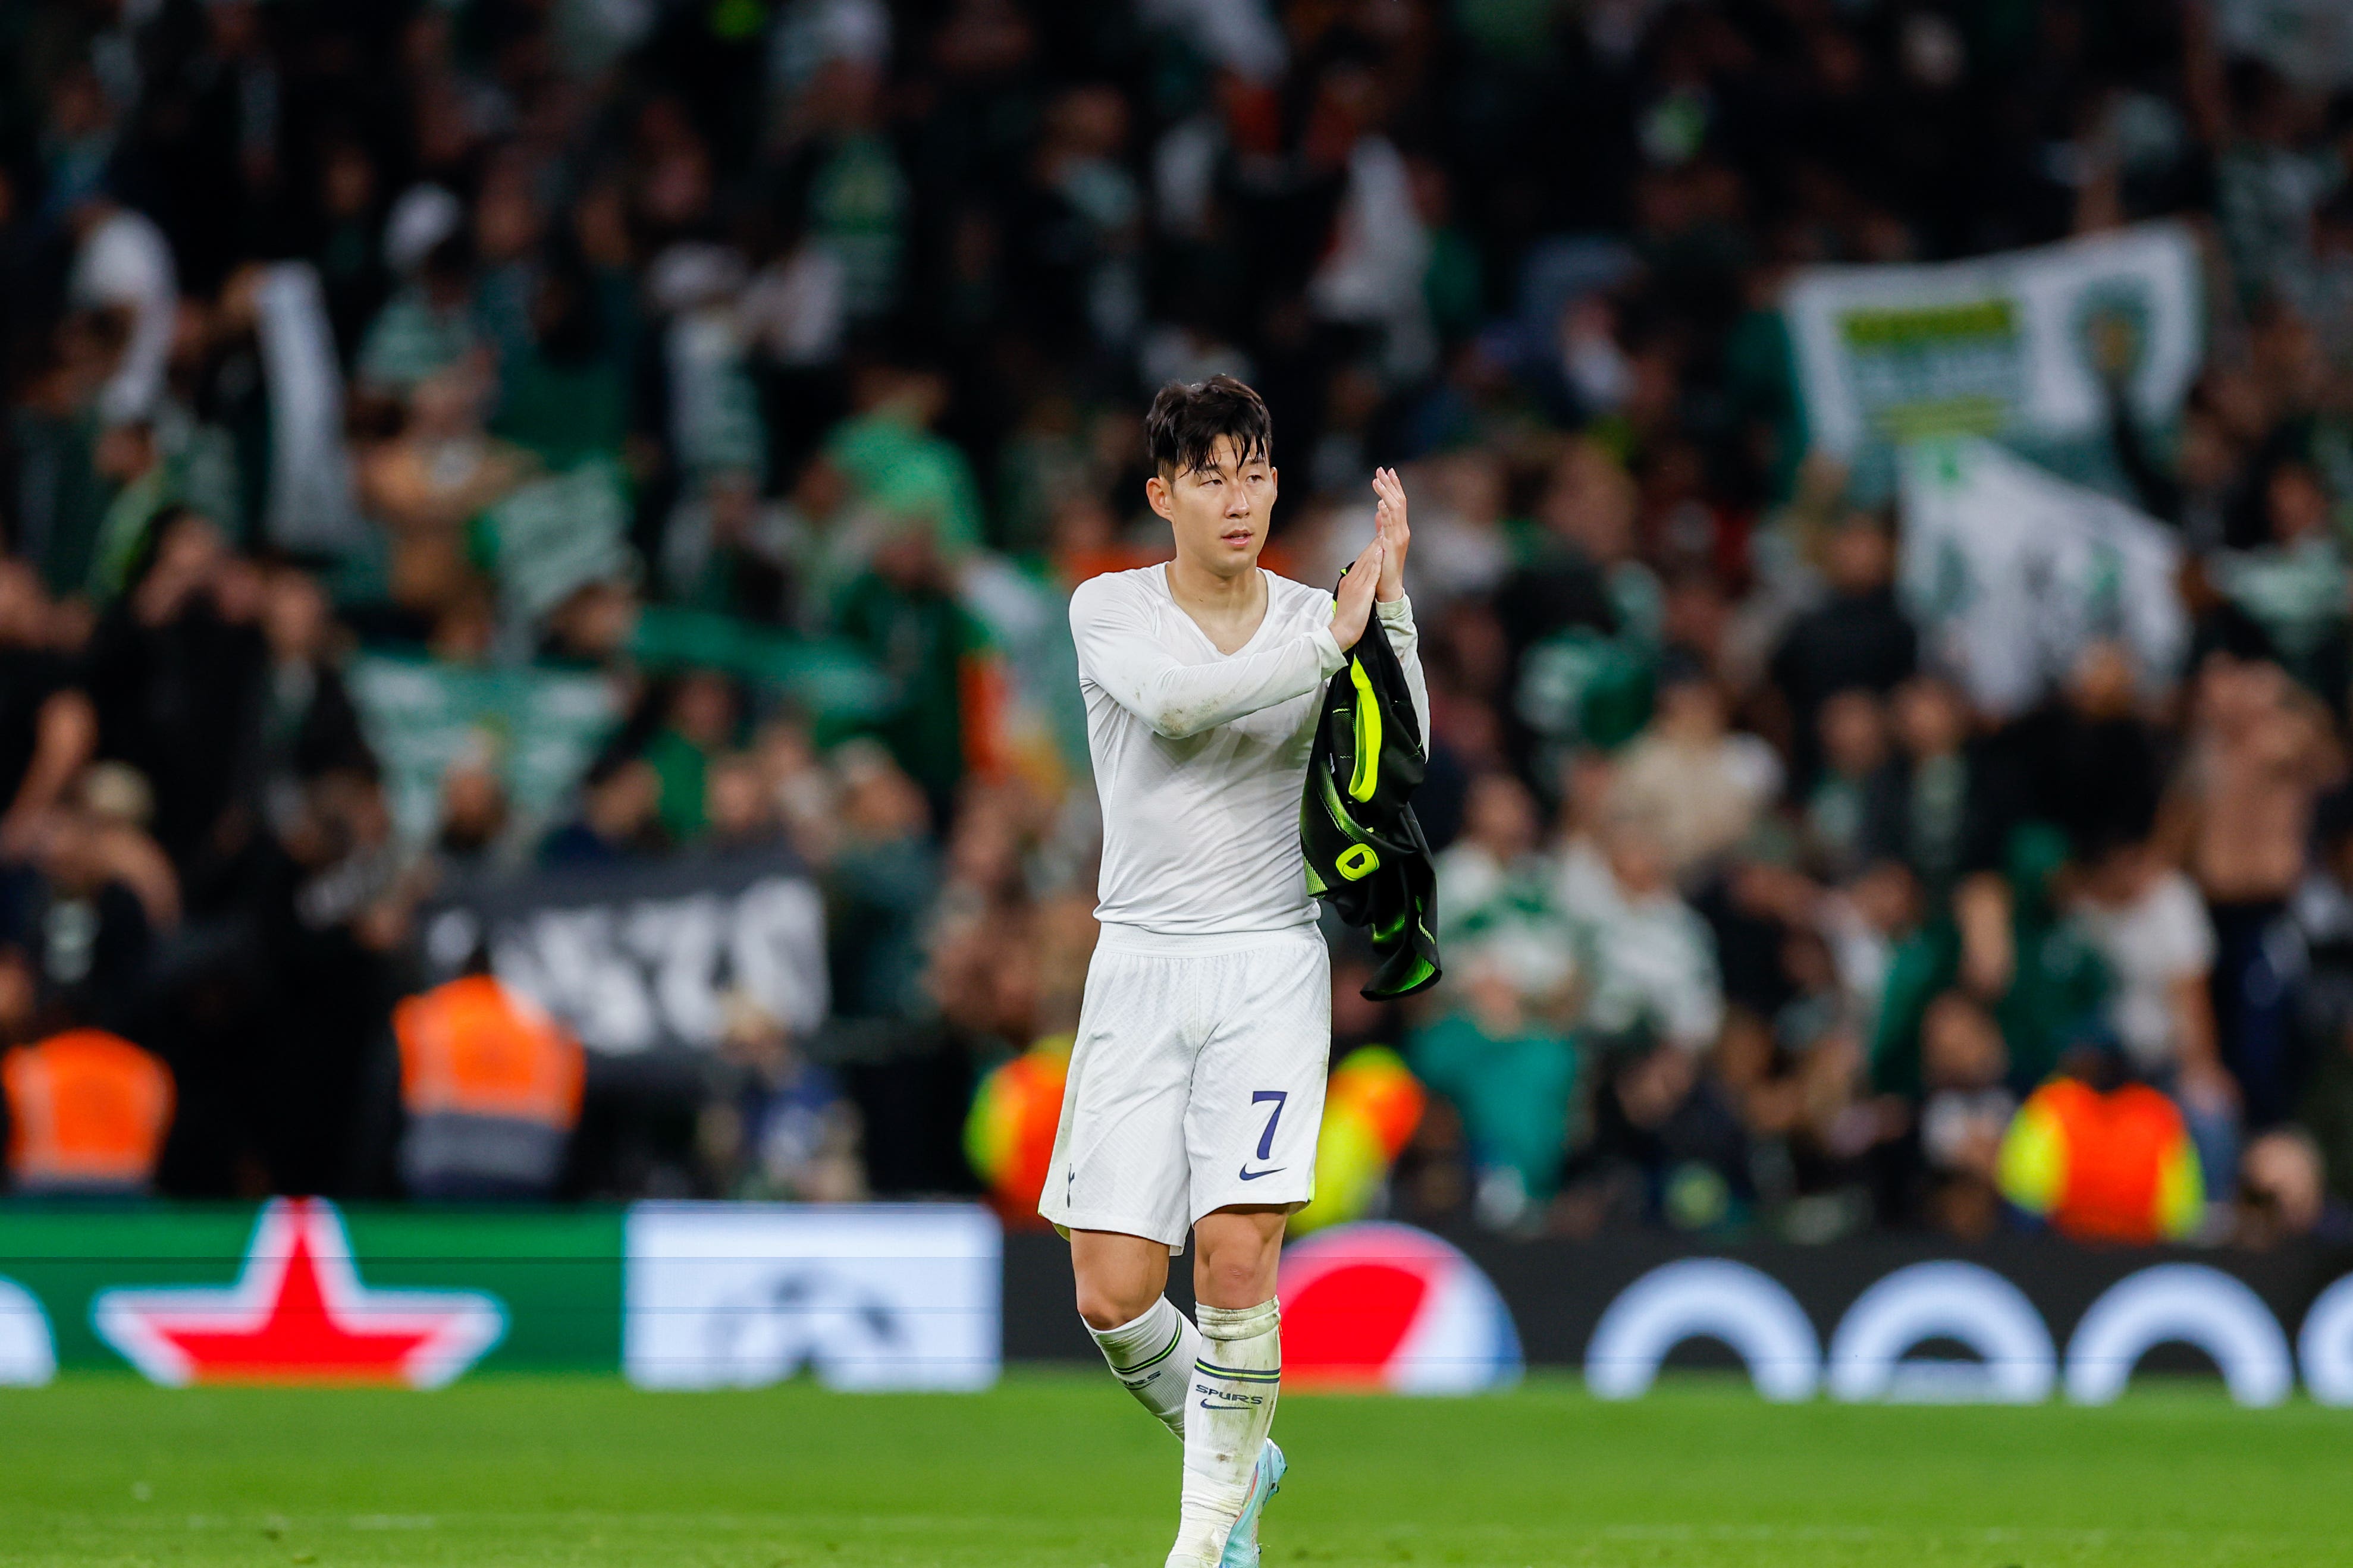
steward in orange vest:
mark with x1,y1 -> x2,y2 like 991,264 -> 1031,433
394,975 -> 585,1199
2,1029 -> 174,1193
1998,1076 -> 2203,1243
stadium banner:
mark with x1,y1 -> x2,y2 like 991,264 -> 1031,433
1782,222 -> 2203,492
1008,1226 -> 2353,1406
0,1199 -> 623,1382
622,1202 -> 1002,1392
347,654 -> 622,846
1896,436 -> 2188,717
0,1198 -> 1001,1391
416,846 -> 828,1055
10,1204 -> 2352,1404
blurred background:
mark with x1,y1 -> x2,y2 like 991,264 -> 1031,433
1,0 -> 2352,1257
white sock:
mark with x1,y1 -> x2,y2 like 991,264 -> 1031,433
1088,1297 -> 1201,1441
1169,1298 -> 1281,1567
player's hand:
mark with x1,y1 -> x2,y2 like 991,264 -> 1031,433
1371,466 -> 1409,602
1332,537 -> 1385,651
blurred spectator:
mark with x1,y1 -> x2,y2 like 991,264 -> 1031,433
2234,1125 -> 2353,1247
71,762 -> 176,931
357,227 -> 478,396
1915,992 -> 2015,1240
2205,460 -> 2349,702
1410,957 -> 1577,1233
1996,640 -> 2167,862
1608,655 -> 1781,881
1403,451 -> 1510,614
1799,689 -> 1886,879
2071,837 -> 2235,1192
1435,771 -> 1576,1013
824,366 -> 982,555
1575,1034 -> 1753,1234
255,562 -> 372,829
664,472 -> 797,623
69,196 -> 177,426
0,775 -> 157,1035
494,257 -> 632,475
1768,513 -> 1915,786
701,993 -> 864,1202
1558,799 -> 1724,1055
640,670 -> 743,844
0,561 -> 96,856
540,755 -> 667,867
430,757 -> 509,881
824,740 -> 936,1020
1862,674 -> 1997,903
355,358 -> 529,634
835,515 -> 985,816
1877,823 -> 2110,1099
752,719 -> 842,865
2171,655 -> 2341,1125
705,753 -> 783,850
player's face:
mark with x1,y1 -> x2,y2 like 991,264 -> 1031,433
1147,435 -> 1278,579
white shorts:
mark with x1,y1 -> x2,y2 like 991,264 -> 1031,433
1040,923 -> 1331,1251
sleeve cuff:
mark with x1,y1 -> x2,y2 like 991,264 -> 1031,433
1309,623 -> 1347,675
1375,594 -> 1415,630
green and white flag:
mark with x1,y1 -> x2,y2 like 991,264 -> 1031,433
346,654 -> 622,844
1786,224 -> 2203,497
1897,437 -> 2187,718
485,460 -> 636,625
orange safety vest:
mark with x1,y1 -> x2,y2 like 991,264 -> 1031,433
2,1029 -> 175,1191
1998,1077 -> 2202,1243
393,976 -> 585,1130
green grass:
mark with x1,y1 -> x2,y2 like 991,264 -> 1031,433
4,1371 -> 2351,1566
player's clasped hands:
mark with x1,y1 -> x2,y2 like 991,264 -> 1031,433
1334,467 -> 1410,651
1332,536 -> 1383,650
1371,466 -> 1410,601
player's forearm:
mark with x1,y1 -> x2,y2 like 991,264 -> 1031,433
1124,628 -> 1347,739
1376,596 -> 1432,744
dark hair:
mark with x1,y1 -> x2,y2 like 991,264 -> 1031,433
1144,375 -> 1272,478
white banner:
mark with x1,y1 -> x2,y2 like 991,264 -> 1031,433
624,1204 -> 1000,1392
1786,224 -> 2203,469
1897,437 -> 2187,718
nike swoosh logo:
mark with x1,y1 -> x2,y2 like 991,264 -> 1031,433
1237,1165 -> 1286,1181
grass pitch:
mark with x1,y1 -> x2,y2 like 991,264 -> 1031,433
4,1371 -> 2348,1567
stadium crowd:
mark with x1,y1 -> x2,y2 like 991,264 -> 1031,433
4,0 -> 2353,1248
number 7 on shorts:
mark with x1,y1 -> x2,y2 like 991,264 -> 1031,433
1251,1091 -> 1286,1161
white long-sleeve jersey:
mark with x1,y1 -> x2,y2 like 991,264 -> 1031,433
1070,564 -> 1428,937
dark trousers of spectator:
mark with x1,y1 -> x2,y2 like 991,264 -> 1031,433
2210,900 -> 2303,1129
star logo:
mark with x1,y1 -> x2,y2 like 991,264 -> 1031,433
92,1198 -> 506,1388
